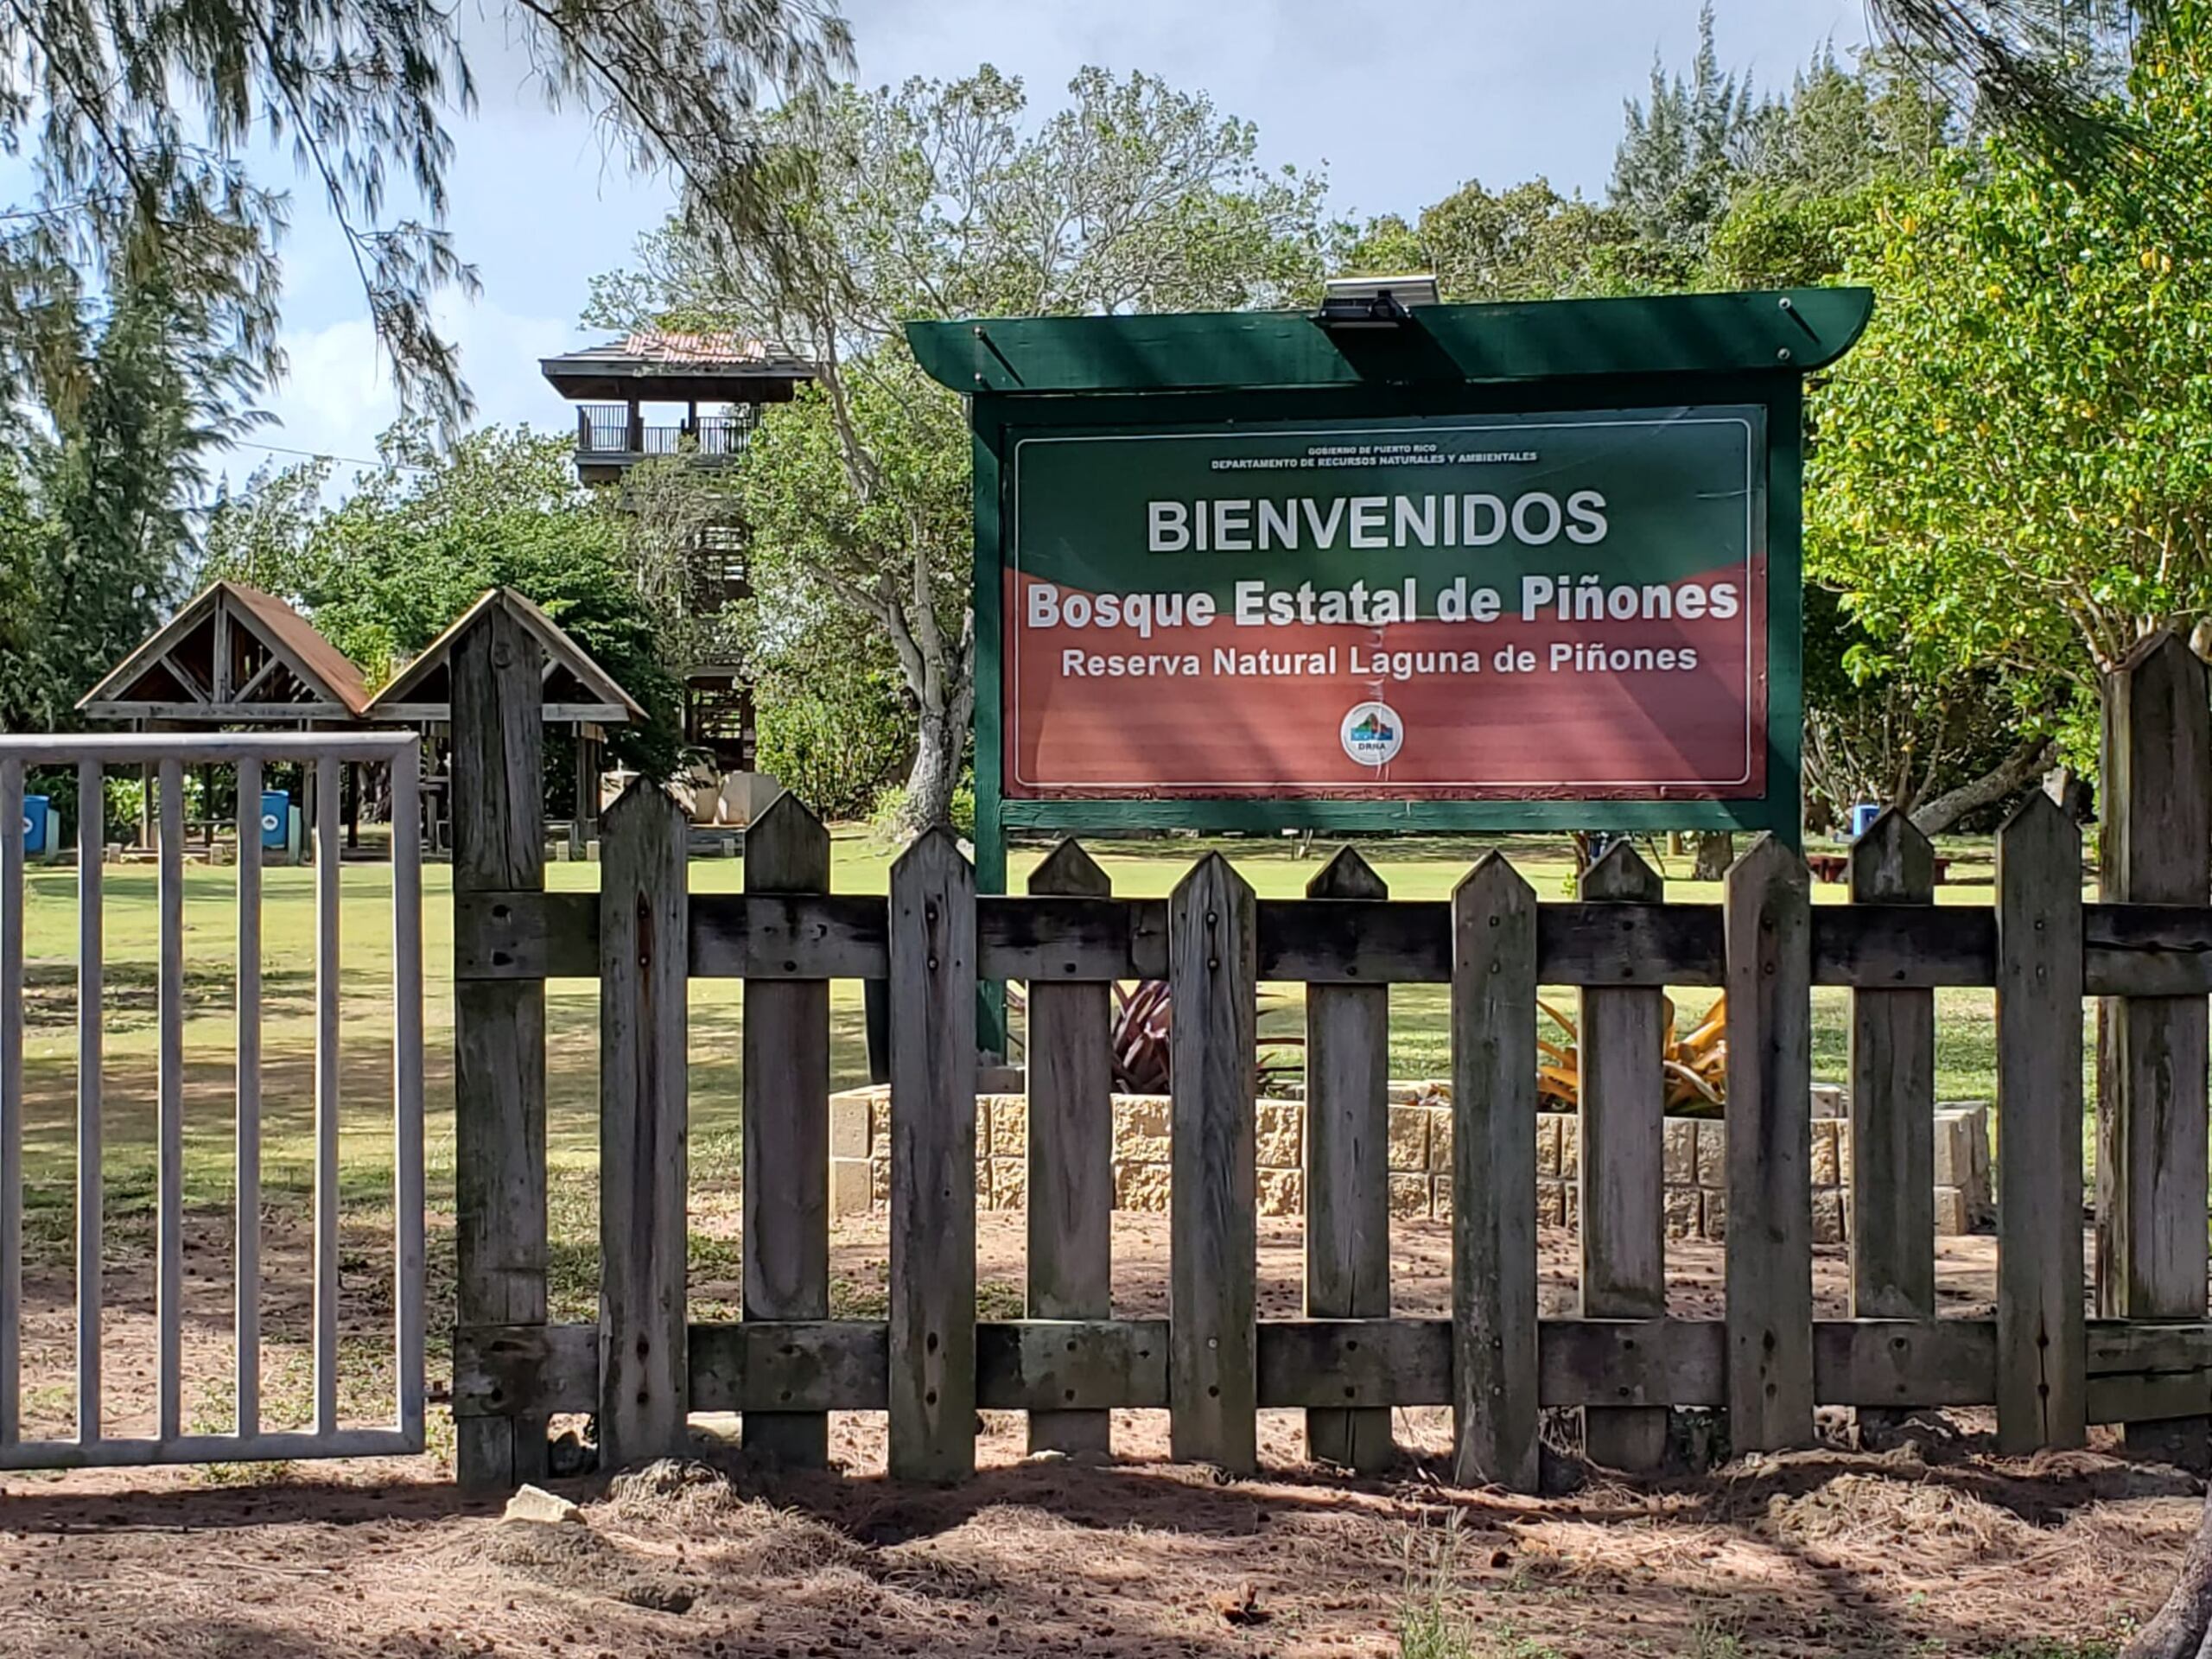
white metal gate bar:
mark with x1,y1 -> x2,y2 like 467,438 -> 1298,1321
0,730 -> 425,1469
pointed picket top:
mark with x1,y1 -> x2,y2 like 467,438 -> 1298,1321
1997,788 -> 2081,869
1452,849 -> 1535,915
2115,625 -> 2201,683
746,790 -> 830,889
1029,836 -> 1110,897
1172,849 -> 1256,910
1306,845 -> 1387,900
1719,830 -> 1808,899
598,772 -> 687,835
1848,807 -> 1934,902
1580,838 -> 1661,901
892,822 -> 974,887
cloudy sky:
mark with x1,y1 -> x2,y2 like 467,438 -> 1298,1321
240,0 -> 1872,487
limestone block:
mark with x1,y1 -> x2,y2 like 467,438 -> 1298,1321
1113,1095 -> 1172,1164
1664,1185 -> 1702,1240
830,1158 -> 874,1217
1257,1167 -> 1306,1216
1932,1185 -> 1972,1236
986,1094 -> 1027,1158
830,1093 -> 872,1160
504,1485 -> 583,1525
1810,1081 -> 1847,1117
1702,1185 -> 1727,1239
1536,1113 -> 1562,1179
1116,1163 -> 1173,1211
1389,1173 -> 1432,1220
991,1156 -> 1027,1210
1428,1109 -> 1453,1173
1558,1116 -> 1580,1179
1430,1178 -> 1452,1222
1662,1119 -> 1698,1185
1810,1120 -> 1841,1189
1932,1114 -> 1973,1187
1537,1179 -> 1568,1229
1388,1106 -> 1429,1172
1562,1181 -> 1580,1230
1811,1188 -> 1847,1244
870,1157 -> 890,1206
1255,1100 -> 1304,1168
1695,1119 -> 1727,1188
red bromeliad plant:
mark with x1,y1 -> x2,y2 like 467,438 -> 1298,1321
1109,979 -> 1303,1095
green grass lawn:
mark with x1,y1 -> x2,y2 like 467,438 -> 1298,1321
6,828 -> 2059,1431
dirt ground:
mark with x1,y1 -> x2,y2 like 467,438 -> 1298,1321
0,1219 -> 2196,1657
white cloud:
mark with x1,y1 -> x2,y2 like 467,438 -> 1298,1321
230,296 -> 586,490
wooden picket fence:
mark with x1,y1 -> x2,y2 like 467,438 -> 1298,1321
446,607 -> 2212,1491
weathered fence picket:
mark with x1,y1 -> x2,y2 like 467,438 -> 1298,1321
1169,853 -> 1258,1474
1722,836 -> 1815,1452
2100,632 -> 2211,1469
1577,842 -> 1669,1471
1025,840 -> 1116,1458
1303,847 -> 1392,1471
452,604 -> 552,1491
742,792 -> 834,1466
1451,854 -> 1539,1490
597,782 -> 690,1468
887,830 -> 979,1481
1996,794 -> 2088,1454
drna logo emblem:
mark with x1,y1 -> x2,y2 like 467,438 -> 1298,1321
1338,701 -> 1404,766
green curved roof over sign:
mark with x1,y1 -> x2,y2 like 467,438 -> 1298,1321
906,286 -> 1872,396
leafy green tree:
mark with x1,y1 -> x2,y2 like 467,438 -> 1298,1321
1402,180 -> 1637,301
595,66 -> 1331,829
0,269 -> 252,732
204,425 -> 686,777
1608,3 -> 1765,268
0,0 -> 850,426
1809,16 -> 2212,744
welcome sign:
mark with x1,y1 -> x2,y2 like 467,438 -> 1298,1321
1007,409 -> 1765,799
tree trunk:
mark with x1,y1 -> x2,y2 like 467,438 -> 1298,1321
1907,734 -> 2056,837
900,707 -> 963,832
1690,831 -> 1734,882
2121,1490 -> 2212,1658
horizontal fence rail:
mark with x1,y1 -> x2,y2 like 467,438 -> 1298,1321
445,613 -> 2212,1493
0,730 -> 424,1471
454,887 -> 2212,996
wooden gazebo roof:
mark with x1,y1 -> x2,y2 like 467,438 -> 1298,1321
78,581 -> 374,723
363,588 -> 643,726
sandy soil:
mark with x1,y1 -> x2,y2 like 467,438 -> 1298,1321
0,1217 -> 2189,1657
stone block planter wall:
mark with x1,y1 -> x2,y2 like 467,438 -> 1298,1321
828,1083 -> 1996,1240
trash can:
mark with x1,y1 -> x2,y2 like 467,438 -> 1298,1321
21,794 -> 48,855
1848,802 -> 1883,840
259,789 -> 289,850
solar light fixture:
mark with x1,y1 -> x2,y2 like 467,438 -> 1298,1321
1313,272 -> 1440,331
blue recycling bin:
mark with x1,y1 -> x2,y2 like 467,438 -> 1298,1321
1848,802 -> 1884,840
21,794 -> 48,855
259,789 -> 289,851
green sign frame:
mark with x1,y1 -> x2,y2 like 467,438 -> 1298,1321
909,286 -> 1872,900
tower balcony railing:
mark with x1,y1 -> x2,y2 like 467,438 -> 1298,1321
575,404 -> 754,465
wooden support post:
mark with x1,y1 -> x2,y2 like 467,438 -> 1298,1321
2099,631 -> 2210,1468
1025,840 -> 1115,1458
596,781 -> 690,1469
1722,836 -> 1815,1452
1996,794 -> 2087,1454
742,793 -> 833,1465
1304,848 -> 1393,1471
1450,854 -> 1539,1491
450,603 -> 550,1491
1848,810 -> 1937,1440
1577,843 -> 1668,1471
887,830 -> 978,1481
1168,854 -> 1257,1474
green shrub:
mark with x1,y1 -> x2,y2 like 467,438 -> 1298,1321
756,673 -> 911,822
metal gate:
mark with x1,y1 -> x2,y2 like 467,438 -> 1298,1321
0,732 -> 423,1467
